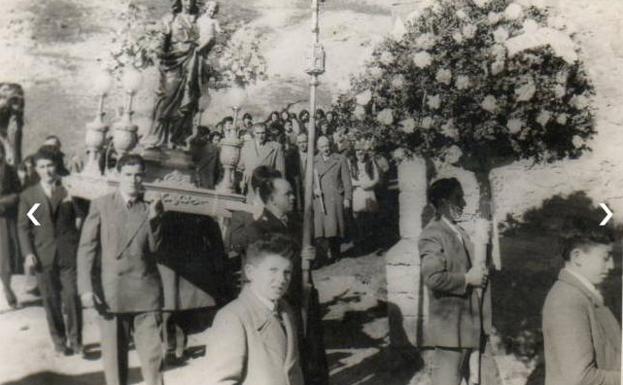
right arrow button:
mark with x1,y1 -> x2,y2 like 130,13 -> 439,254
599,203 -> 613,226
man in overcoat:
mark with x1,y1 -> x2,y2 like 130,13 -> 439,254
0,144 -> 19,309
418,178 -> 499,385
202,233 -> 304,385
313,136 -> 352,264
77,154 -> 165,385
542,220 -> 621,385
18,147 -> 83,354
238,123 -> 285,195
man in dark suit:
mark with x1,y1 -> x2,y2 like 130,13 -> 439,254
18,147 -> 83,354
418,178 -> 499,385
77,154 -> 164,385
542,219 -> 620,385
285,133 -> 307,213
0,144 -> 20,309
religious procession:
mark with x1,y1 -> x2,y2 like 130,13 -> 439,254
0,0 -> 620,385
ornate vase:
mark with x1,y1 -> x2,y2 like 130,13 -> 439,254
217,136 -> 241,194
112,113 -> 138,157
83,115 -> 109,175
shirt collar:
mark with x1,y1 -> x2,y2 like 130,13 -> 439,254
118,191 -> 140,206
39,180 -> 58,198
564,267 -> 604,303
441,216 -> 463,241
249,287 -> 277,312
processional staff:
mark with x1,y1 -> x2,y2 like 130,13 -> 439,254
300,0 -> 329,384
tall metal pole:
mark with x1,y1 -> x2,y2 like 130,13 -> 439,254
300,1 -> 329,384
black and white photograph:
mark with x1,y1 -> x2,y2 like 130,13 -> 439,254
0,0 -> 621,384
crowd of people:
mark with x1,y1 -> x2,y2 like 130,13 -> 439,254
0,108 -> 619,385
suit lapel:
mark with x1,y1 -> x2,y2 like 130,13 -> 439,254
34,184 -> 54,223
49,184 -> 66,215
258,143 -> 275,164
438,218 -> 472,268
242,288 -> 288,362
111,192 -> 148,258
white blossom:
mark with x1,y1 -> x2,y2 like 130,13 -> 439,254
515,81 -> 536,102
453,31 -> 464,44
415,33 -> 436,49
493,27 -> 509,43
572,135 -> 583,148
536,110 -> 552,127
444,145 -> 463,164
392,148 -> 407,161
547,15 -> 566,30
441,119 -> 458,139
427,95 -> 441,110
556,113 -> 568,125
488,12 -> 502,25
455,75 -> 470,90
413,51 -> 433,68
507,118 -> 523,134
391,74 -> 406,89
491,60 -> 505,75
456,9 -> 469,20
436,68 -> 452,85
481,95 -> 498,113
473,0 -> 491,8
399,118 -> 416,133
504,3 -> 523,20
354,105 -> 366,119
380,51 -> 394,65
355,89 -> 372,105
369,66 -> 382,77
522,19 -> 539,34
491,44 -> 506,59
377,108 -> 394,125
462,24 -> 478,39
571,94 -> 590,110
421,116 -> 434,129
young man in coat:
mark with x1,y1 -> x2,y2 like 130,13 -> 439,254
18,147 -> 84,354
0,144 -> 20,309
77,154 -> 165,385
542,220 -> 620,385
418,178 -> 499,385
313,136 -> 352,265
238,123 -> 285,195
202,233 -> 304,385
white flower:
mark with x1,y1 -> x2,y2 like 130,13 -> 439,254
547,15 -> 566,30
522,19 -> 539,34
491,44 -> 506,59
491,60 -> 505,75
453,31 -> 464,44
536,110 -> 552,127
572,135 -> 583,148
444,145 -> 463,164
441,119 -> 458,139
462,24 -> 478,39
380,51 -> 394,65
413,51 -> 433,68
493,27 -> 509,43
421,116 -> 434,129
436,68 -> 452,85
377,108 -> 394,125
556,70 -> 569,84
504,3 -> 523,20
473,0 -> 491,8
391,74 -> 406,88
415,33 -> 436,49
481,95 -> 498,113
369,66 -> 382,77
456,9 -> 469,20
455,75 -> 470,90
551,84 -> 565,99
427,95 -> 441,110
515,81 -> 536,102
354,105 -> 366,119
399,118 -> 416,133
556,113 -> 568,125
392,148 -> 407,161
355,89 -> 372,105
488,11 -> 502,24
507,118 -> 523,134
571,94 -> 590,110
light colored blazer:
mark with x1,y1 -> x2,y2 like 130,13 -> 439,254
418,217 -> 492,348
543,269 -> 621,385
77,191 -> 163,313
202,287 -> 304,385
238,140 -> 285,187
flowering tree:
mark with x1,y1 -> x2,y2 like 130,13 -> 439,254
334,0 -> 594,230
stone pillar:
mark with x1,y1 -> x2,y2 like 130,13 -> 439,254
385,157 -> 428,348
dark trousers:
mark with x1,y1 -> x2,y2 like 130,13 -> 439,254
162,312 -> 186,358
37,263 -> 81,347
99,311 -> 164,385
0,263 -> 16,306
431,337 -> 500,385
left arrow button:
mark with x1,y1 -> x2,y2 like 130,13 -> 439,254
27,203 -> 41,226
